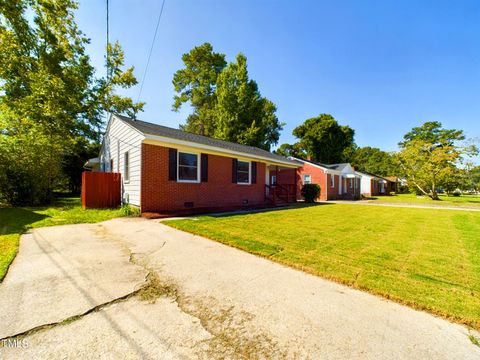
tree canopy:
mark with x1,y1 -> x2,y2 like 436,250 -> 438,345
274,143 -> 307,159
172,43 -> 283,150
396,121 -> 478,200
0,0 -> 142,204
350,146 -> 396,176
291,114 -> 355,163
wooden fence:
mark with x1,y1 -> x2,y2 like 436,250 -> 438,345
81,172 -> 121,209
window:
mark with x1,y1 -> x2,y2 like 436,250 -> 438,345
330,174 -> 335,188
124,152 -> 129,181
237,160 -> 250,184
271,175 -> 277,185
303,174 -> 311,184
178,152 -> 199,182
349,179 -> 353,189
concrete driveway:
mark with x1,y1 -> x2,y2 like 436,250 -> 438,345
1,218 -> 479,359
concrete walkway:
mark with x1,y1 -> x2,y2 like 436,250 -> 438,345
325,200 -> 480,211
1,218 -> 479,359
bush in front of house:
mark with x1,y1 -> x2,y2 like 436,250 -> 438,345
301,184 -> 321,203
121,204 -> 141,217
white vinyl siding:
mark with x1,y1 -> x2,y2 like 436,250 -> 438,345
100,116 -> 145,206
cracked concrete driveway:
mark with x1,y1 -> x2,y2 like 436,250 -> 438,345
1,217 -> 479,359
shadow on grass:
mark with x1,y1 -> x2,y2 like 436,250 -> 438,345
207,202 -> 333,219
0,207 -> 49,236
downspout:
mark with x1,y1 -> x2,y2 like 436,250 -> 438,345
324,170 -> 328,201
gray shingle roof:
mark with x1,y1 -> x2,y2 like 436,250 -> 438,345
295,158 -> 351,171
115,114 -> 298,165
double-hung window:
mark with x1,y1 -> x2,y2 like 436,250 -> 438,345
330,174 -> 335,188
236,160 -> 250,184
178,152 -> 199,182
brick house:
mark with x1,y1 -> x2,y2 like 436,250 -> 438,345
271,158 -> 362,201
96,114 -> 300,214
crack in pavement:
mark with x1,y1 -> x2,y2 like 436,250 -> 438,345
0,284 -> 145,342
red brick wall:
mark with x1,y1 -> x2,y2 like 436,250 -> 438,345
273,163 -> 328,201
141,144 -> 266,213
273,163 -> 363,201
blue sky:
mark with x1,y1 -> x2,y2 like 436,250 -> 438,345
76,0 -> 480,156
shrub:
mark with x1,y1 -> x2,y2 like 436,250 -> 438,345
121,204 -> 141,217
301,184 -> 320,203
452,191 -> 461,197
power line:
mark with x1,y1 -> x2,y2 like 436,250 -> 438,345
136,0 -> 166,105
106,0 -> 110,81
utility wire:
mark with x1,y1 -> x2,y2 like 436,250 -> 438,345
136,0 -> 166,105
106,0 -> 110,81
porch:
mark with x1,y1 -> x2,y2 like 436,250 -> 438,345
265,165 -> 297,206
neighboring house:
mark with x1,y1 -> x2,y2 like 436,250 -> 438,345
356,170 -> 395,196
271,158 -> 362,201
384,176 -> 399,193
95,114 -> 300,214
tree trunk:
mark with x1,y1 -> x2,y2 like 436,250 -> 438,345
430,183 -> 440,200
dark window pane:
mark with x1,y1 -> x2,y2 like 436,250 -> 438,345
237,161 -> 249,172
237,171 -> 249,183
179,152 -> 197,167
178,166 -> 197,181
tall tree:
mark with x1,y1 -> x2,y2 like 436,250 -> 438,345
213,53 -> 283,150
351,146 -> 396,176
0,0 -> 143,204
292,114 -> 355,163
275,143 -> 307,158
396,122 -> 477,200
172,42 -> 226,135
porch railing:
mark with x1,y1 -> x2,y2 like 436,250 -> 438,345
265,184 -> 296,205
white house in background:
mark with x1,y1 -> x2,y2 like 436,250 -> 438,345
356,170 -> 388,197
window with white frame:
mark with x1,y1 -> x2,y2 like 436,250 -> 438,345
330,174 -> 335,187
178,152 -> 199,182
124,152 -> 129,181
303,174 -> 311,184
350,178 -> 353,189
237,160 -> 250,184
271,175 -> 277,185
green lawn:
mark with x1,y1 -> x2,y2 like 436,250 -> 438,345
369,193 -> 480,208
166,204 -> 480,329
0,196 -> 125,281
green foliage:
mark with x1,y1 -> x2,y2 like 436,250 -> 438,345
396,122 -> 478,200
213,53 -> 283,150
173,43 -> 283,150
120,204 -> 141,217
301,184 -> 320,203
61,139 -> 100,193
350,146 -> 396,176
466,165 -> 480,192
173,42 -> 226,135
0,0 -> 143,205
292,114 -> 355,163
274,143 -> 307,158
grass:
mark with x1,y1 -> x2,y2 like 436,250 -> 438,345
368,193 -> 480,208
0,196 -> 125,281
166,203 -> 480,329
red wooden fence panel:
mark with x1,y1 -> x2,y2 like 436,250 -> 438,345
81,172 -> 121,209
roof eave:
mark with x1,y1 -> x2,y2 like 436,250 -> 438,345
143,134 -> 300,168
